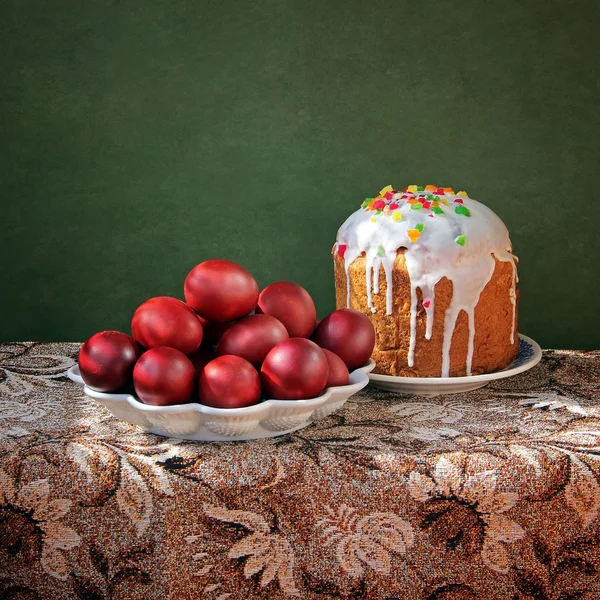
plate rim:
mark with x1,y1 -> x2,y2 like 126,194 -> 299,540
368,334 -> 542,385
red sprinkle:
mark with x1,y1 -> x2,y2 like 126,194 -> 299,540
384,191 -> 395,200
435,188 -> 445,195
428,213 -> 435,218
454,198 -> 464,204
422,201 -> 432,209
389,202 -> 399,210
423,299 -> 431,308
337,244 -> 347,258
373,199 -> 386,210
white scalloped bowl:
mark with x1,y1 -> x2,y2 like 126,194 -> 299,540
67,359 -> 375,441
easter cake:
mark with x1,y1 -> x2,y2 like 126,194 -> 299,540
333,185 -> 518,377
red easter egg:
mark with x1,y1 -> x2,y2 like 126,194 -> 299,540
322,349 -> 350,387
313,309 -> 375,370
199,355 -> 261,408
256,281 -> 317,338
79,330 -> 141,392
260,338 -> 328,400
184,260 -> 259,322
216,314 -> 289,367
133,347 -> 195,406
131,296 -> 203,354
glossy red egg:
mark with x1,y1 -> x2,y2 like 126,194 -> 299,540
313,309 -> 375,370
260,338 -> 328,400
184,260 -> 259,322
79,330 -> 141,392
199,355 -> 261,408
131,296 -> 203,354
256,281 -> 316,338
322,349 -> 350,387
216,314 -> 289,367
133,347 -> 196,406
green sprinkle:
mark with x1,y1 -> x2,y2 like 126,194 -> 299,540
376,209 -> 382,215
411,202 -> 423,210
426,194 -> 434,201
377,244 -> 385,257
455,205 -> 471,217
415,223 -> 424,232
365,197 -> 374,202
417,185 -> 425,192
456,235 -> 467,246
432,206 -> 444,215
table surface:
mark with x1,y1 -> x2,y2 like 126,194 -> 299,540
1,342 -> 599,600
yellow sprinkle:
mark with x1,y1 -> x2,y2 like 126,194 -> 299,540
392,211 -> 402,222
379,185 -> 393,196
457,190 -> 468,197
407,229 -> 420,242
424,185 -> 437,192
443,187 -> 455,194
371,216 -> 377,222
440,198 -> 449,206
407,185 -> 417,193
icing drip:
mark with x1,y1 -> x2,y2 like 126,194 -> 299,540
509,260 -> 517,345
337,187 -> 517,377
373,257 -> 380,295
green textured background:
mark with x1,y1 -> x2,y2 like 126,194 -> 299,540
1,0 -> 599,348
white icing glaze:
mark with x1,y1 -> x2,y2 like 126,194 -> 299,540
335,188 -> 517,376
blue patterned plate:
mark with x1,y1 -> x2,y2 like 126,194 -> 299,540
368,334 -> 542,397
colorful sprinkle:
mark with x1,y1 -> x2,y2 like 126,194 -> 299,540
415,223 -> 424,232
455,205 -> 471,217
417,185 -> 425,192
407,185 -> 418,193
407,198 -> 418,204
455,235 -> 466,246
440,198 -> 449,206
389,202 -> 399,210
435,188 -> 445,195
432,205 -> 444,215
379,185 -> 393,196
373,199 -> 386,210
457,190 -> 468,197
392,211 -> 402,222
377,244 -> 385,257
422,201 -> 432,209
411,202 -> 423,210
426,194 -> 434,201
407,229 -> 420,242
443,187 -> 455,194
371,216 -> 377,222
432,201 -> 439,207
454,198 -> 464,204
423,299 -> 431,308
337,244 -> 347,258
428,213 -> 435,218
424,185 -> 437,192
383,206 -> 391,216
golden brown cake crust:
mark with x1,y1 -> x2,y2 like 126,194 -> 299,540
334,252 -> 518,377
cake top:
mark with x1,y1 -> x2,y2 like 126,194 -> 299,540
334,185 -> 518,376
335,184 -> 513,263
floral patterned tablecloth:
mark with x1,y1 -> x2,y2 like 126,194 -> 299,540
1,343 -> 600,600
